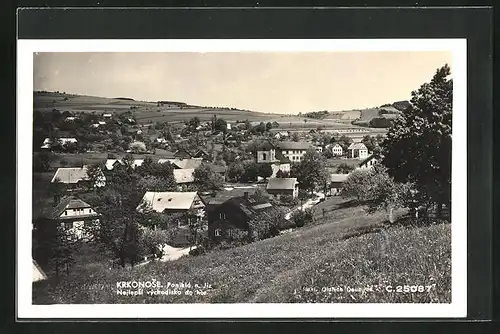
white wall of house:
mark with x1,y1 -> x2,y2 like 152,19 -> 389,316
332,145 -> 343,156
350,148 -> 368,160
257,149 -> 277,163
282,150 -> 307,162
60,207 -> 97,217
270,163 -> 291,177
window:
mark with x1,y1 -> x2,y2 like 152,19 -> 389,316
64,211 -> 68,216
214,229 -> 221,237
219,212 -> 226,219
262,152 -> 267,161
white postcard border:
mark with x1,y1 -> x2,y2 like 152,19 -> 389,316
17,38 -> 467,319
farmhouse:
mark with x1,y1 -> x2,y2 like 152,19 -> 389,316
358,154 -> 380,170
256,140 -> 310,164
137,191 -> 205,227
266,177 -> 299,199
330,143 -> 343,156
102,113 -> 112,119
51,166 -> 106,189
347,142 -> 369,160
277,141 -> 314,162
329,173 -> 349,196
37,196 -> 101,240
207,191 -> 273,241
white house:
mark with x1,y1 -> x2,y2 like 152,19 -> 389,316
277,141 -> 313,162
40,196 -> 101,240
103,113 -> 112,119
347,142 -> 369,160
330,143 -> 343,156
358,154 -> 379,170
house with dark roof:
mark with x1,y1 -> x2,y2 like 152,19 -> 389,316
207,191 -> 273,241
358,154 -> 380,170
266,177 -> 299,199
36,196 -> 101,240
329,173 -> 350,196
173,148 -> 193,159
191,149 -> 211,161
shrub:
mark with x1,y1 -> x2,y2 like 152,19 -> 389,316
292,208 -> 315,227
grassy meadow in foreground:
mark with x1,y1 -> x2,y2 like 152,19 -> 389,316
33,202 -> 451,304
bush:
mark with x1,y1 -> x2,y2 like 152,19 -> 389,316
292,208 -> 315,227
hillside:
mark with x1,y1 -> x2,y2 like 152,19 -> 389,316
33,199 -> 451,304
33,91 -> 280,124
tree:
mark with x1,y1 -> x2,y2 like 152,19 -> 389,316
266,122 -> 273,132
33,151 -> 54,172
86,164 -> 105,190
361,135 -> 377,152
214,118 -> 228,133
47,225 -> 80,277
341,166 -> 410,223
188,117 -> 201,129
381,64 -> 452,216
193,163 -> 224,191
337,135 -> 353,152
258,163 -> 273,179
227,162 -> 245,182
291,132 -> 300,142
241,160 -> 260,182
336,162 -> 355,174
290,149 -> 329,194
276,169 -> 290,178
129,141 -> 147,153
48,178 -> 67,206
248,207 -> 286,241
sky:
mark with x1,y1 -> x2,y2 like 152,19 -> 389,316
33,52 -> 452,114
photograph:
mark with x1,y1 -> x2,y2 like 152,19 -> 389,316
17,39 -> 467,318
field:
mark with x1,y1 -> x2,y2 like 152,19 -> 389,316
33,198 -> 451,304
34,92 -> 280,124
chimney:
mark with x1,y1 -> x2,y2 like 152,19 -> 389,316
244,192 -> 249,200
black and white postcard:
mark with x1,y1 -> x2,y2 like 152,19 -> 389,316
17,39 -> 467,319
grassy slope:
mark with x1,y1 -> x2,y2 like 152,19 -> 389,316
33,199 -> 451,304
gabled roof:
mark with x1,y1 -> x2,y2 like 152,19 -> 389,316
33,260 -> 48,282
200,188 -> 258,206
105,159 -> 125,170
51,167 -> 89,184
158,158 -> 203,170
266,177 -> 298,190
330,173 -> 349,183
173,169 -> 195,184
348,142 -> 368,150
277,141 -> 313,151
223,194 -> 273,219
256,140 -> 276,151
331,143 -> 343,148
359,154 -> 380,167
44,196 -> 98,219
138,192 -> 200,212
